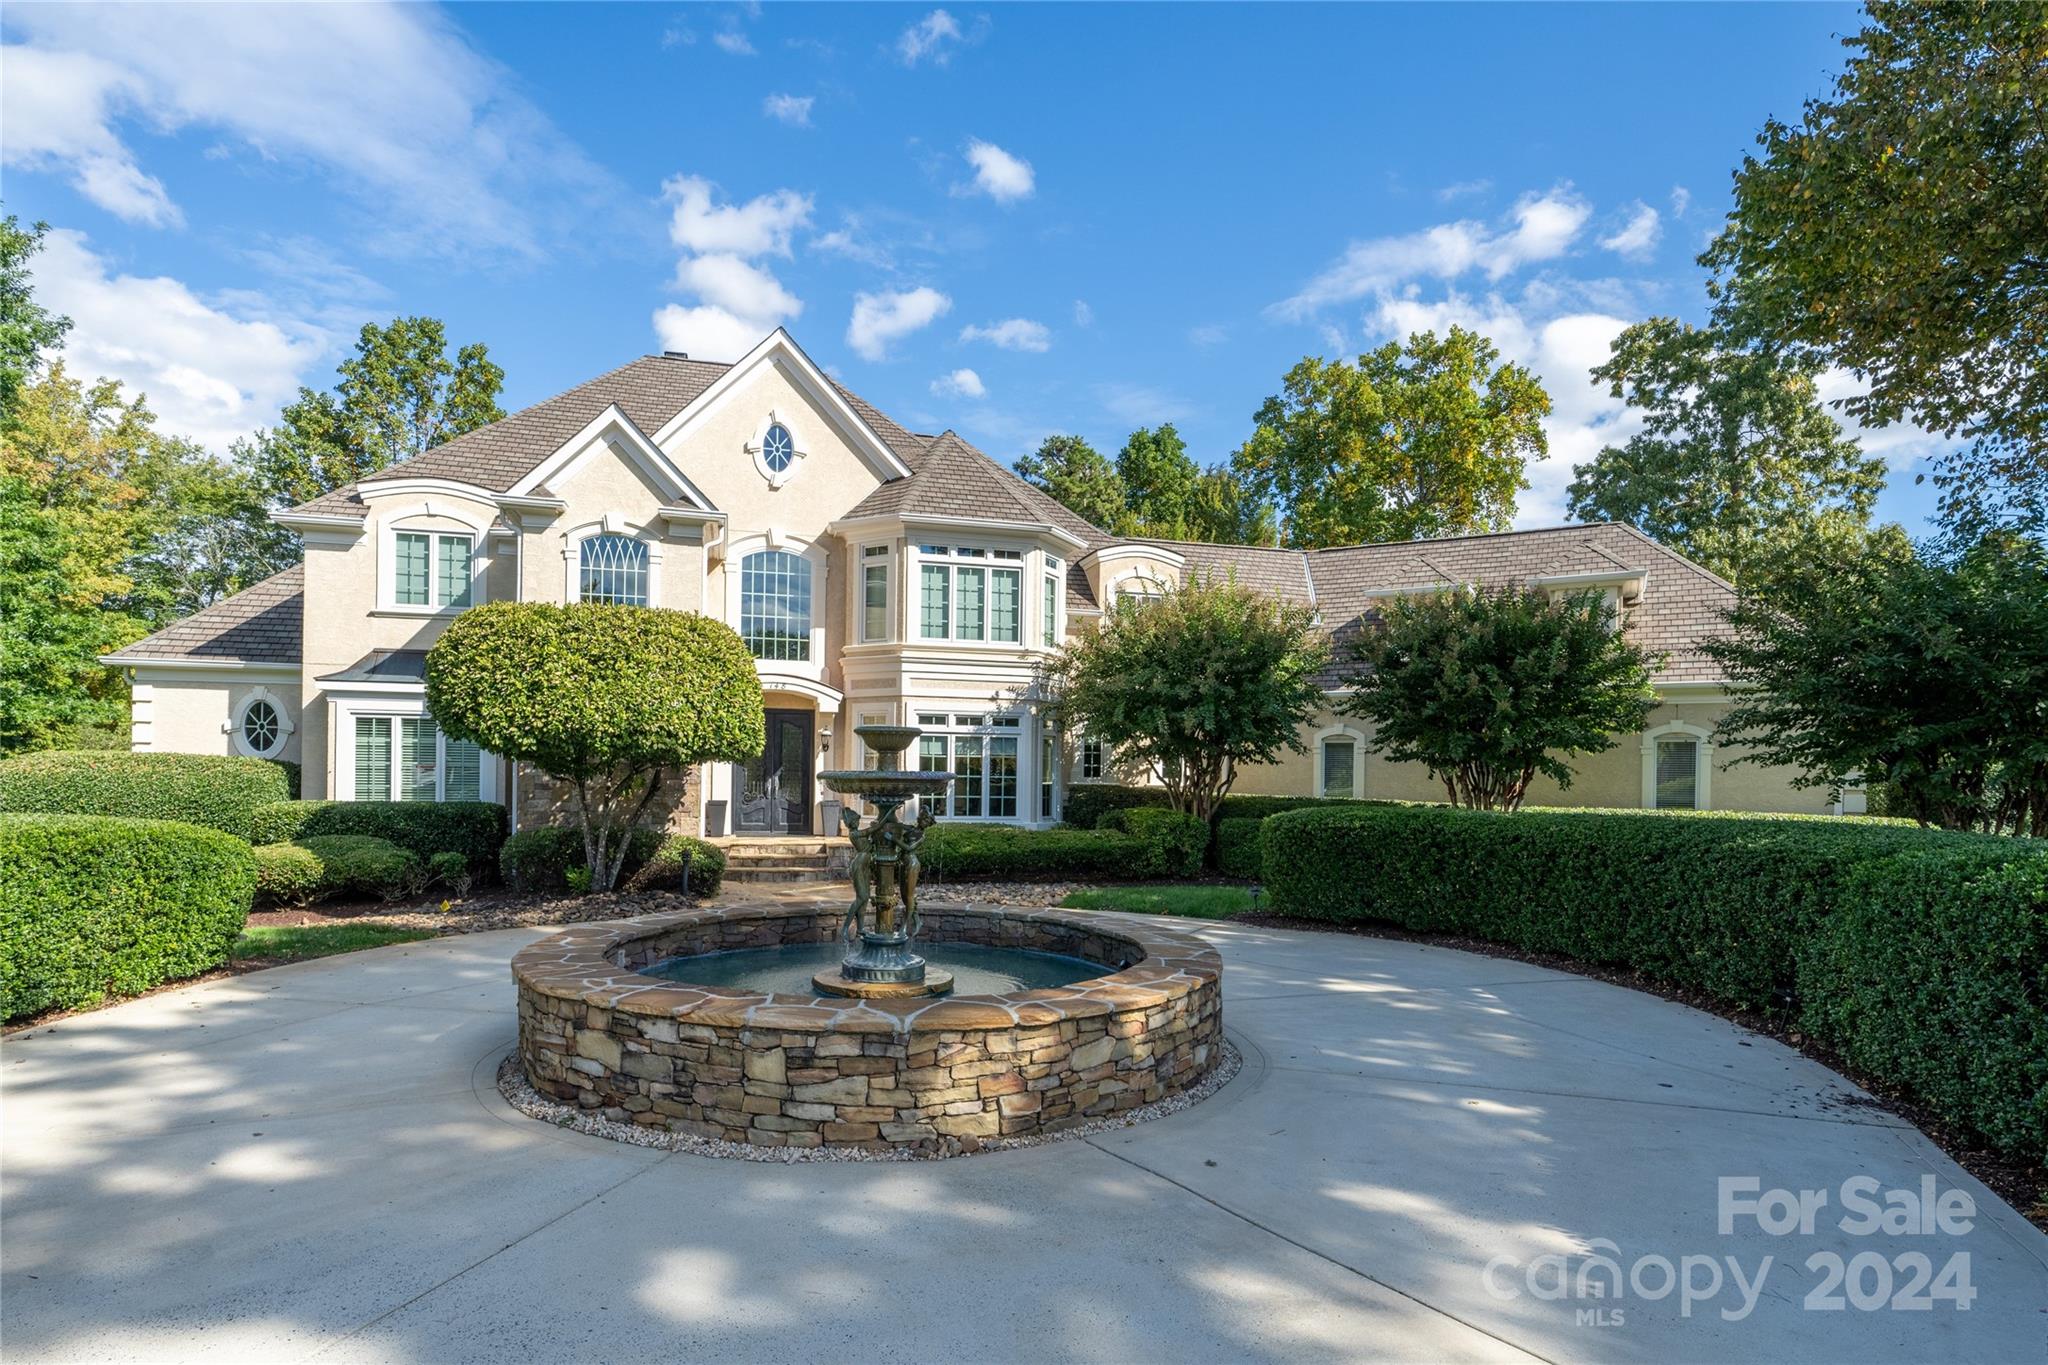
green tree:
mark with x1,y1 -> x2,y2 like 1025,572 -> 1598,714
122,443 -> 296,623
1044,574 -> 1328,823
424,603 -> 765,890
248,316 -> 505,508
1185,466 -> 1278,546
1702,2 -> 2048,539
1116,424 -> 1202,537
0,215 -> 72,425
0,365 -> 156,749
1233,327 -> 1551,548
1338,587 -> 1659,811
1706,536 -> 2048,835
1566,318 -> 1888,588
1014,433 -> 1127,532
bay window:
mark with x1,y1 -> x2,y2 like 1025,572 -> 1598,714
915,545 -> 1030,644
916,713 -> 1022,820
861,545 -> 890,642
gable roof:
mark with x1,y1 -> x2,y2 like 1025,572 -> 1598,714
103,565 -> 304,665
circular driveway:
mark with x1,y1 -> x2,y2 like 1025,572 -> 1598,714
2,913 -> 2042,1363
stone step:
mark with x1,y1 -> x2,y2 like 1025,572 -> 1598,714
724,867 -> 841,884
724,854 -> 835,870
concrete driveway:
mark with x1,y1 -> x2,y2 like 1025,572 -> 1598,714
3,914 -> 2042,1363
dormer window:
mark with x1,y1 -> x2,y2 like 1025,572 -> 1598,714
387,529 -> 475,611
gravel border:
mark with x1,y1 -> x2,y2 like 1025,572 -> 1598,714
495,1039 -> 1241,1162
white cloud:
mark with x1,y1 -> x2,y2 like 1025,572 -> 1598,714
1598,202 -> 1662,260
762,93 -> 814,127
31,229 -> 326,452
1188,323 -> 1228,348
661,24 -> 698,48
931,368 -> 986,399
1073,300 -> 1094,327
897,10 -> 967,66
662,175 -> 812,257
1436,179 -> 1492,203
847,287 -> 952,361
1273,186 -> 1592,320
654,175 -> 811,361
1,5 -> 610,262
959,139 -> 1035,203
1669,185 -> 1692,218
959,318 -> 1051,352
713,29 -> 756,56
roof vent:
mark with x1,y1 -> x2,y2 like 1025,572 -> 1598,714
663,350 -> 689,360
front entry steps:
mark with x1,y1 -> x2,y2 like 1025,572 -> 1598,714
715,838 -> 848,884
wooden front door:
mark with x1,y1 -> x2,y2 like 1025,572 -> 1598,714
733,709 -> 813,835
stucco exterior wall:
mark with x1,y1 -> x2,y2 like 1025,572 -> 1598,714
127,672 -> 302,765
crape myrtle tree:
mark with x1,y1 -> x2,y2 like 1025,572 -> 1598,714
1044,574 -> 1328,824
425,603 -> 766,890
1706,535 -> 2048,835
1339,587 -> 1660,811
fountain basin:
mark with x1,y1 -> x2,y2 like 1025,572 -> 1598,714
512,901 -> 1223,1153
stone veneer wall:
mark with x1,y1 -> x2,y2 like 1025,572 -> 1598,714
512,903 -> 1223,1153
516,763 -> 699,836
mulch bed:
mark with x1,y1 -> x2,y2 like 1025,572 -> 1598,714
1233,913 -> 2048,1233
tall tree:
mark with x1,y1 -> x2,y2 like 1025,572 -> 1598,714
1702,2 -> 2048,539
1567,318 -> 1888,587
122,443 -> 295,623
248,316 -> 505,507
1115,424 -> 1202,537
0,214 -> 73,425
1014,433 -> 1127,532
1185,466 -> 1279,547
1232,327 -> 1551,548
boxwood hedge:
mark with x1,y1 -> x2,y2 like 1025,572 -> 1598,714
1,813 -> 256,1018
0,751 -> 292,838
1260,803 -> 2048,1161
252,835 -> 425,905
250,800 -> 506,874
922,823 -> 1146,880
498,826 -> 724,896
1216,817 -> 1264,879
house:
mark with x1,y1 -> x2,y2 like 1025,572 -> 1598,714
102,329 -> 1827,836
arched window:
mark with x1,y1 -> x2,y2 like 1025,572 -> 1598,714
579,535 -> 649,606
740,549 -> 812,661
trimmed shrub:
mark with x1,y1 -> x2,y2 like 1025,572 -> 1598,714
285,836 -> 423,903
1216,794 -> 1373,822
0,751 -> 291,838
922,823 -> 1146,880
1260,803 -> 2047,1161
1,813 -> 256,1018
250,800 -> 506,874
624,835 -> 726,897
1216,817 -> 1264,879
1123,808 -> 1208,878
1061,784 -> 1172,831
501,825 -> 724,896
428,851 -> 471,897
253,841 -> 326,905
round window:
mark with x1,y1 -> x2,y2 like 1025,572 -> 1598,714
762,422 -> 795,473
241,699 -> 283,756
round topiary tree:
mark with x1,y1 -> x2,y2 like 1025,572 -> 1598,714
424,603 -> 764,891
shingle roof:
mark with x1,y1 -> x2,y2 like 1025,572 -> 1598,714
107,565 -> 304,664
287,354 -> 930,520
317,649 -> 428,684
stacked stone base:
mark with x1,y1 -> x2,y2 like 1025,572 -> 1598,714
512,903 -> 1224,1153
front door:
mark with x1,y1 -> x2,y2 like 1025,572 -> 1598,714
734,709 -> 813,835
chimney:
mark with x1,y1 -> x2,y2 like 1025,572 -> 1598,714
663,350 -> 689,360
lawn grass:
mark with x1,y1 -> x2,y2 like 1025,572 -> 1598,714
231,923 -> 436,963
1059,884 -> 1255,919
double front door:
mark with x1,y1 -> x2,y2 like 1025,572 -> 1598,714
734,708 -> 813,835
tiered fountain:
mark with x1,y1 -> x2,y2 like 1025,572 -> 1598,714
811,724 -> 958,998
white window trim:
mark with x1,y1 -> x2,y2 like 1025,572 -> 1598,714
1641,720 -> 1713,811
563,517 -> 663,606
226,686 -> 295,758
330,693 -> 499,804
747,409 -> 809,490
1107,568 -> 1173,607
912,544 -> 1031,647
1042,554 -> 1064,649
858,544 -> 894,644
380,504 -> 487,614
1313,722 -> 1367,800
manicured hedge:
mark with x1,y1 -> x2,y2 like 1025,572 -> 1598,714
499,826 -> 724,897
1216,817 -> 1264,879
0,751 -> 292,838
1101,808 -> 1207,878
1061,784 -> 1172,831
250,800 -> 507,873
1260,803 -> 2048,1161
1,813 -> 256,1018
252,835 -> 426,905
922,823 -> 1146,880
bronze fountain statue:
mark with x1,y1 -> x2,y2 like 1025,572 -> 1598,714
813,724 -> 955,998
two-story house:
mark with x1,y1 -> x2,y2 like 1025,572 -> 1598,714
103,329 -> 1834,836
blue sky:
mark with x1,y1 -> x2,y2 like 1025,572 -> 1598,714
1,2 -> 1948,534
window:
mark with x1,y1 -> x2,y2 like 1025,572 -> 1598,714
862,546 -> 889,642
1080,736 -> 1105,781
1040,733 -> 1057,819
762,422 -> 795,473
1042,567 -> 1060,646
580,535 -> 649,606
956,566 -> 985,640
920,562 -> 950,639
393,531 -> 473,608
917,713 -> 1025,821
990,568 -> 1021,643
353,714 -> 483,802
238,698 -> 285,757
1117,578 -> 1166,609
915,545 -> 1033,642
1655,738 -> 1700,810
740,549 -> 812,661
1321,737 -> 1357,800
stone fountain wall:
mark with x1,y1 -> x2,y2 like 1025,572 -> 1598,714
512,902 -> 1223,1153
